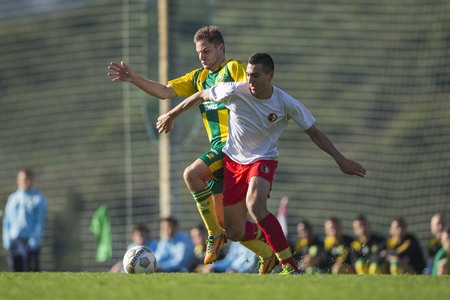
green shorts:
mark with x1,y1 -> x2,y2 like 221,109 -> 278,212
199,148 -> 225,195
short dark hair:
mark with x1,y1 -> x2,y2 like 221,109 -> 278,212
325,216 -> 342,229
132,223 -> 150,234
160,216 -> 178,228
248,52 -> 274,73
18,167 -> 34,179
298,220 -> 313,232
354,214 -> 368,225
193,25 -> 224,45
392,217 -> 407,229
444,225 -> 450,236
192,223 -> 207,233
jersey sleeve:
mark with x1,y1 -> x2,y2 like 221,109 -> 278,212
167,69 -> 200,97
285,93 -> 316,130
209,82 -> 238,102
227,60 -> 247,82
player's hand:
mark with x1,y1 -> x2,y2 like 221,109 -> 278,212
156,114 -> 175,134
338,158 -> 366,177
107,61 -> 134,82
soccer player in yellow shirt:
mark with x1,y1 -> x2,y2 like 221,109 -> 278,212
108,26 -> 275,273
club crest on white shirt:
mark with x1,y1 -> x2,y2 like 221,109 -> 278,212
267,113 -> 278,122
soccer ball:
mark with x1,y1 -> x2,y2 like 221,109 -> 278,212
123,246 -> 157,274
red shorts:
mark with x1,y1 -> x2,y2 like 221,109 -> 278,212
222,155 -> 278,206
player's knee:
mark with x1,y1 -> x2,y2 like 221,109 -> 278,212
183,165 -> 196,183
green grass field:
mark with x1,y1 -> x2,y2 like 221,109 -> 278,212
1,272 -> 449,300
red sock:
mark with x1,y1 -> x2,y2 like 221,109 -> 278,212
241,221 -> 267,242
257,213 -> 298,270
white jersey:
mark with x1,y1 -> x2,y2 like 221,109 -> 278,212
209,82 -> 316,164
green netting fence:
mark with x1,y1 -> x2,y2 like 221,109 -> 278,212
0,0 -> 448,271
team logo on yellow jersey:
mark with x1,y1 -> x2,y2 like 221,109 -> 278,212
268,113 -> 278,122
206,149 -> 219,160
203,102 -> 219,111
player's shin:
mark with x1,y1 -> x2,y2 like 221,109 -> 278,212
192,187 -> 222,236
239,221 -> 276,274
239,221 -> 273,259
258,213 -> 300,272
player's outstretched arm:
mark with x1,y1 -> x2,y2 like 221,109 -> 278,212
156,89 -> 211,134
108,61 -> 176,100
305,125 -> 366,177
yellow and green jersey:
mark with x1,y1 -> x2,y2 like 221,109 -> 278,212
168,59 -> 247,150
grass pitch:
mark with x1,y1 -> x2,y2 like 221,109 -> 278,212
1,272 -> 449,300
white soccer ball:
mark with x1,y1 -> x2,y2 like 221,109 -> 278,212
123,246 -> 157,274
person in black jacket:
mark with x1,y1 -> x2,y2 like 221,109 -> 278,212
293,220 -> 325,274
350,214 -> 386,274
320,217 -> 355,274
380,217 -> 426,275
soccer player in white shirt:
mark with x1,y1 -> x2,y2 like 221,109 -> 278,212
157,52 -> 366,274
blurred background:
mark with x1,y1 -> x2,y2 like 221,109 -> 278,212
0,0 -> 449,271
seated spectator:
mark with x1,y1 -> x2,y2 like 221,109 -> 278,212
196,241 -> 258,273
153,216 -> 196,272
190,224 -> 208,272
320,217 -> 354,274
109,222 -> 158,273
426,213 -> 447,274
350,214 -> 386,274
380,217 -> 426,275
293,220 -> 324,274
431,225 -> 450,275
